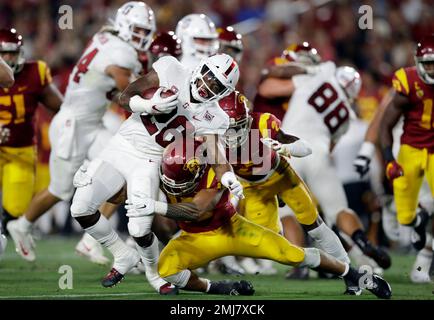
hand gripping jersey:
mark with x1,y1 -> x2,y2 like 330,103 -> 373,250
253,57 -> 291,120
62,32 -> 142,122
228,112 -> 280,181
118,56 -> 229,159
392,66 -> 434,152
0,60 -> 52,147
281,61 -> 355,149
165,166 -> 236,233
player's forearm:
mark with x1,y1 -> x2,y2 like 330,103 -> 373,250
264,64 -> 306,79
41,84 -> 63,113
0,58 -> 14,88
117,70 -> 159,111
258,78 -> 294,99
154,201 -> 213,221
364,89 -> 394,144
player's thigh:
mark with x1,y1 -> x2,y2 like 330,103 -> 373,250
425,151 -> 434,198
230,214 -> 305,266
393,145 -> 424,224
158,230 -> 233,277
2,147 -> 35,216
239,187 -> 280,233
277,165 -> 318,226
87,127 -> 113,161
71,158 -> 126,217
34,163 -> 50,194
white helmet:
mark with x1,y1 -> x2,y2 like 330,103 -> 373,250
335,66 -> 362,102
114,1 -> 156,52
190,53 -> 239,103
175,14 -> 219,60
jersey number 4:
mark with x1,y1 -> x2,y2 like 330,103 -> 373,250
141,110 -> 189,148
73,48 -> 99,83
307,82 -> 349,134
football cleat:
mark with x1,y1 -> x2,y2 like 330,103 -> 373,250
102,247 -> 140,287
411,209 -> 429,251
159,283 -> 179,295
102,268 -> 125,288
208,280 -> 255,296
343,277 -> 362,296
6,220 -> 35,262
361,274 -> 392,299
75,233 -> 110,265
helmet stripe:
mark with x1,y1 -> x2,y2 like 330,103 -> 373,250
224,61 -> 236,78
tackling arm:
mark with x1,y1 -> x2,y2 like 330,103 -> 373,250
0,56 -> 14,88
117,69 -> 160,112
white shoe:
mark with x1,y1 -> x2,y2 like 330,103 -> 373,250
113,247 -> 141,275
0,233 -> 7,261
256,259 -> 278,275
410,250 -> 433,284
6,220 -> 35,262
75,233 -> 110,265
239,257 -> 260,275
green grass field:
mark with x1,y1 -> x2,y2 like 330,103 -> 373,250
0,236 -> 432,300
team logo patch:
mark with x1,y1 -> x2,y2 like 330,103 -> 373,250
183,157 -> 201,174
204,110 -> 215,122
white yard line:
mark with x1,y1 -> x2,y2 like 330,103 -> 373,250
0,292 -> 157,299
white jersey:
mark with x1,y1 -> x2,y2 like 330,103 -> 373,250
281,61 -> 355,150
62,32 -> 142,122
118,55 -> 229,159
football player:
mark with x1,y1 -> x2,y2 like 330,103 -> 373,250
123,138 -> 392,299
0,28 -> 62,240
253,42 -> 321,120
280,62 -> 392,271
7,1 -> 156,263
175,14 -> 219,71
0,55 -> 14,88
379,34 -> 434,253
217,27 -> 243,65
69,53 -> 242,293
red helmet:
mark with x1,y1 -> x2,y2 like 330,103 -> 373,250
415,34 -> 434,85
219,91 -> 252,148
0,28 -> 24,73
149,31 -> 182,60
281,42 -> 321,65
160,138 -> 207,196
217,27 -> 243,64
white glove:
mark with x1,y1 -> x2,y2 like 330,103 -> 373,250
73,162 -> 92,187
129,87 -> 179,114
304,65 -> 321,75
221,171 -> 244,199
0,125 -> 10,144
261,138 -> 312,158
353,141 -> 376,178
125,196 -> 155,218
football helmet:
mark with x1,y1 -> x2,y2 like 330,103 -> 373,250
415,34 -> 434,85
149,31 -> 182,60
219,91 -> 252,148
190,53 -> 239,103
114,1 -> 156,52
0,28 -> 24,73
281,42 -> 321,65
218,26 -> 243,64
336,66 -> 362,103
160,139 -> 207,196
175,14 -> 219,60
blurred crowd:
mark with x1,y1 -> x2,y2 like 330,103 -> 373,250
0,0 -> 433,240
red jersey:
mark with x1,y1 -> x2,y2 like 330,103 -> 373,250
253,57 -> 290,120
392,66 -> 434,152
0,60 -> 52,147
166,166 -> 236,233
229,112 -> 280,181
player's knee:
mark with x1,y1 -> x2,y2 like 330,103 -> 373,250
70,198 -> 98,218
298,247 -> 321,268
162,270 -> 191,288
127,216 -> 153,238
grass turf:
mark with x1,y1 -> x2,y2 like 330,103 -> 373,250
0,236 -> 433,300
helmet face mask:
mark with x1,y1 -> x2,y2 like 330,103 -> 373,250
415,34 -> 434,85
224,115 -> 252,148
0,28 -> 24,73
282,42 -> 321,65
160,166 -> 204,197
114,1 -> 156,52
192,37 -> 219,57
190,53 -> 239,103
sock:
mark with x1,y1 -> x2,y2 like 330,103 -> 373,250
308,222 -> 350,263
203,278 -> 211,292
135,232 -> 159,266
351,229 -> 370,251
18,216 -> 33,232
84,215 -> 126,258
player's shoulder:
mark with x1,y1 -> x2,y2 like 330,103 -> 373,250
251,112 -> 281,132
392,66 -> 417,96
97,33 -> 139,70
198,166 -> 220,190
20,60 -> 52,87
153,55 -> 183,72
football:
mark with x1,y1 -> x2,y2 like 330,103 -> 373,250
141,86 -> 178,99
